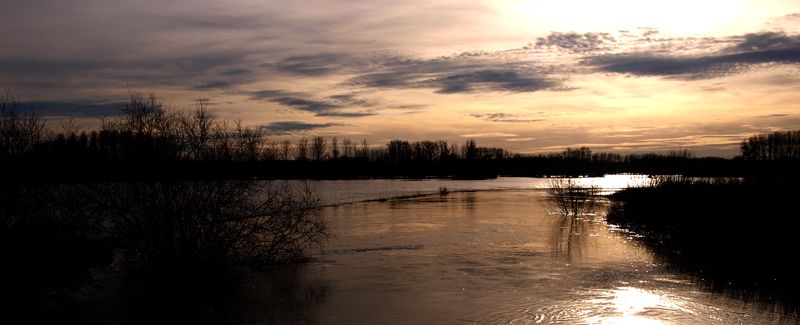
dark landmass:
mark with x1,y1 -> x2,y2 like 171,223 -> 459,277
608,177 -> 800,315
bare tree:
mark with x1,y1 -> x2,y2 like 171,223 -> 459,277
0,90 -> 47,156
331,137 -> 339,160
180,98 -> 215,160
60,117 -> 80,136
104,180 -> 327,268
230,121 -> 264,161
119,91 -> 166,136
296,137 -> 309,160
359,139 -> 369,159
311,136 -> 327,161
263,141 -> 279,161
544,179 -> 601,216
342,138 -> 354,159
280,139 -> 292,160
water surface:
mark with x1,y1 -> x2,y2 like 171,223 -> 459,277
82,177 -> 796,324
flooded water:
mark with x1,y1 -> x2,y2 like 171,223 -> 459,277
81,176 -> 797,324
312,175 -> 649,205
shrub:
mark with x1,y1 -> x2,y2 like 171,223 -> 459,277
544,179 -> 601,216
103,180 -> 327,270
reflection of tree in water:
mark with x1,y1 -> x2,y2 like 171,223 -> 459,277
86,265 -> 330,324
551,215 -> 599,261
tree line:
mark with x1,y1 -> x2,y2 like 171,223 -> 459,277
1,90 -> 510,164
2,90 -> 799,179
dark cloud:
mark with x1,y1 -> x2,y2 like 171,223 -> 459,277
728,32 -> 800,52
262,121 -> 343,134
589,32 -> 800,79
347,60 -> 559,94
534,32 -> 616,53
271,97 -> 341,112
328,94 -> 380,107
16,100 -> 124,117
470,113 -> 545,123
249,90 -> 375,117
428,70 -> 556,93
268,51 -> 562,94
270,53 -> 358,76
0,51 -> 257,92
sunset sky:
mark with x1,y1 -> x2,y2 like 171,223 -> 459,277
2,0 -> 800,156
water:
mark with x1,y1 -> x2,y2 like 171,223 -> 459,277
81,176 -> 797,324
312,175 -> 649,205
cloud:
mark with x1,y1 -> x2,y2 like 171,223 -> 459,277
345,55 -> 560,94
262,121 -> 344,134
728,32 -> 800,52
271,53 -> 358,76
470,113 -> 545,123
460,132 -> 518,138
505,137 -> 537,142
427,70 -> 556,93
270,50 -> 562,94
249,89 -> 375,117
16,100 -> 124,117
534,32 -> 616,53
590,32 -> 800,78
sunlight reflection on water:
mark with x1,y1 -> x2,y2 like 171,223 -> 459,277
584,287 -> 689,325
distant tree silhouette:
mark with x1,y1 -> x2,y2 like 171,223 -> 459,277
296,137 -> 309,160
741,130 -> 800,161
342,138 -> 354,159
311,136 -> 326,161
358,139 -> 369,159
0,90 -> 47,157
462,139 -> 477,160
331,137 -> 339,160
180,99 -> 215,160
280,139 -> 293,160
387,140 -> 412,163
562,147 -> 592,160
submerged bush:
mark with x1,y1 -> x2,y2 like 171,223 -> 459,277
1,179 -> 326,319
544,179 -> 601,216
103,180 -> 326,270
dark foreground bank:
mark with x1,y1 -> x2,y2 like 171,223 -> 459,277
608,177 -> 800,315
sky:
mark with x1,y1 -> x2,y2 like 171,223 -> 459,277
2,0 -> 800,156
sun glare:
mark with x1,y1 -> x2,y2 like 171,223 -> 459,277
585,287 -> 689,324
500,0 -> 749,35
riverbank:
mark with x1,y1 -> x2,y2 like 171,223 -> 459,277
608,177 -> 800,315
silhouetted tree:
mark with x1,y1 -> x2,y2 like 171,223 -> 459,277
104,181 -> 326,268
358,139 -> 369,159
263,141 -> 279,161
180,99 -> 215,160
296,137 -> 309,160
0,90 -> 47,157
387,139 -> 412,162
311,136 -> 327,161
342,138 -> 354,159
280,139 -> 292,160
331,137 -> 339,160
562,147 -> 592,160
741,130 -> 800,161
462,139 -> 477,160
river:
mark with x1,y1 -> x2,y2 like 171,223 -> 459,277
82,176 -> 797,324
